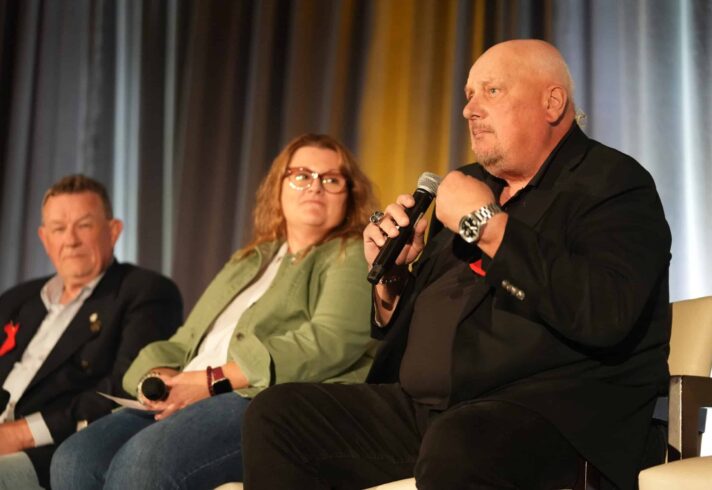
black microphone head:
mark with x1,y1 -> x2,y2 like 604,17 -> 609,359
0,388 -> 9,412
141,376 -> 168,401
416,172 -> 441,197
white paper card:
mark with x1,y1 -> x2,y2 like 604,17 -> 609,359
97,392 -> 150,411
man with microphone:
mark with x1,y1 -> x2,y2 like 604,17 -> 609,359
242,39 -> 671,490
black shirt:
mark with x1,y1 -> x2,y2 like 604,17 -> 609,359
399,124 -> 577,408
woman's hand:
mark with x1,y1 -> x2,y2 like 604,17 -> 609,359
151,370 -> 211,421
137,367 -> 179,408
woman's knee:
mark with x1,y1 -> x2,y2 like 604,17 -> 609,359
104,396 -> 250,489
51,427 -> 108,490
51,409 -> 156,490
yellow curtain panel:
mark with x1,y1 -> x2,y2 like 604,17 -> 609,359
357,0 -> 488,203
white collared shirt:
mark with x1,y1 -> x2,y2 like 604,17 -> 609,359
1,272 -> 103,447
184,243 -> 288,372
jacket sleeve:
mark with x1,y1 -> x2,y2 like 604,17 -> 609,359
41,270 -> 183,442
121,315 -> 196,397
485,153 -> 671,348
233,240 -> 373,388
122,259 -> 247,395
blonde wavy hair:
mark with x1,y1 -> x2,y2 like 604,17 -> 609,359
236,133 -> 377,258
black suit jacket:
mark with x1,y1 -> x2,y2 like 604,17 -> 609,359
0,261 -> 183,487
367,125 -> 671,489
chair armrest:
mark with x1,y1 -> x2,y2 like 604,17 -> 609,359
668,375 -> 712,460
639,456 -> 712,490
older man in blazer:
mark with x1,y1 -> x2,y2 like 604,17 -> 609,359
242,40 -> 671,490
0,175 -> 182,489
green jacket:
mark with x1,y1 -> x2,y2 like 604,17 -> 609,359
123,238 -> 374,398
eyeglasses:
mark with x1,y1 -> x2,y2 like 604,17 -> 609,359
284,167 -> 349,194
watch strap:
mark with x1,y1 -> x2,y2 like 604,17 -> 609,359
206,366 -> 215,396
207,365 -> 232,396
459,203 -> 503,243
473,202 -> 502,224
212,366 -> 226,381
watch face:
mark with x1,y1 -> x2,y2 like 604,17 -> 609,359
459,216 -> 480,243
459,203 -> 502,244
212,378 -> 232,395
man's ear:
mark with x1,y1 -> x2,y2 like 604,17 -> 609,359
38,226 -> 50,254
109,219 -> 124,246
544,85 -> 568,123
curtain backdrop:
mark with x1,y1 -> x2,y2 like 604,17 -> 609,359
1,0 -> 710,310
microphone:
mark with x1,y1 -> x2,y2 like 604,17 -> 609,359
139,376 -> 169,402
367,172 -> 441,285
0,388 -> 9,413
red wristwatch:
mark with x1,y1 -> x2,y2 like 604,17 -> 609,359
208,366 -> 232,396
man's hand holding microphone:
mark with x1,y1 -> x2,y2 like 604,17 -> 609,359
364,170 -> 507,324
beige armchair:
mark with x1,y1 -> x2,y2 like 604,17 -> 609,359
637,295 -> 712,489
664,296 -> 712,460
639,456 -> 712,490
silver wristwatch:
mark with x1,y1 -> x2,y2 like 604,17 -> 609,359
458,203 -> 503,243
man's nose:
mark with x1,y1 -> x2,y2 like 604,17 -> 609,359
64,227 -> 81,245
463,96 -> 483,120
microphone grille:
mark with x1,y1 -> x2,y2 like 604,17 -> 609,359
416,172 -> 442,196
141,377 -> 167,401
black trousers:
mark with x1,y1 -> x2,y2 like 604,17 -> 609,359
242,383 -> 579,490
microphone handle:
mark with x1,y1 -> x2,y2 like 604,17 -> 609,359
367,189 -> 434,285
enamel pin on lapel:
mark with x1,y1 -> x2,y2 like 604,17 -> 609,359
0,321 -> 19,356
89,313 -> 102,333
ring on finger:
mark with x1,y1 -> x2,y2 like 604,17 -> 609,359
369,210 -> 385,225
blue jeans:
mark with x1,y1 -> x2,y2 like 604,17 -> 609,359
0,452 -> 43,490
51,393 -> 250,490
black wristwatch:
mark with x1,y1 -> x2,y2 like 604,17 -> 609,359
208,366 -> 232,396
458,203 -> 503,243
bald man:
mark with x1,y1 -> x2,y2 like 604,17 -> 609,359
242,40 -> 671,490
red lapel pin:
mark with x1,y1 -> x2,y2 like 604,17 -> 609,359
469,259 -> 486,277
0,321 -> 20,356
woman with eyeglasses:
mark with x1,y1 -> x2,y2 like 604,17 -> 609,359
50,134 -> 378,489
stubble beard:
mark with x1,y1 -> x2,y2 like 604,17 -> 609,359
472,145 -> 504,173
469,127 -> 502,166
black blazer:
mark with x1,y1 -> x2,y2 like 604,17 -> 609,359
0,261 -> 183,487
367,125 -> 672,490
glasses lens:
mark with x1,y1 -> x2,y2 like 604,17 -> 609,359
321,174 -> 347,193
289,170 -> 313,189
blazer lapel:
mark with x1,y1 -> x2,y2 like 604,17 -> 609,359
0,295 -> 47,382
506,187 -> 559,230
505,124 -> 591,230
28,263 -> 125,388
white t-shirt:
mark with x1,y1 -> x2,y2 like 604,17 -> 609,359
183,243 -> 288,372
